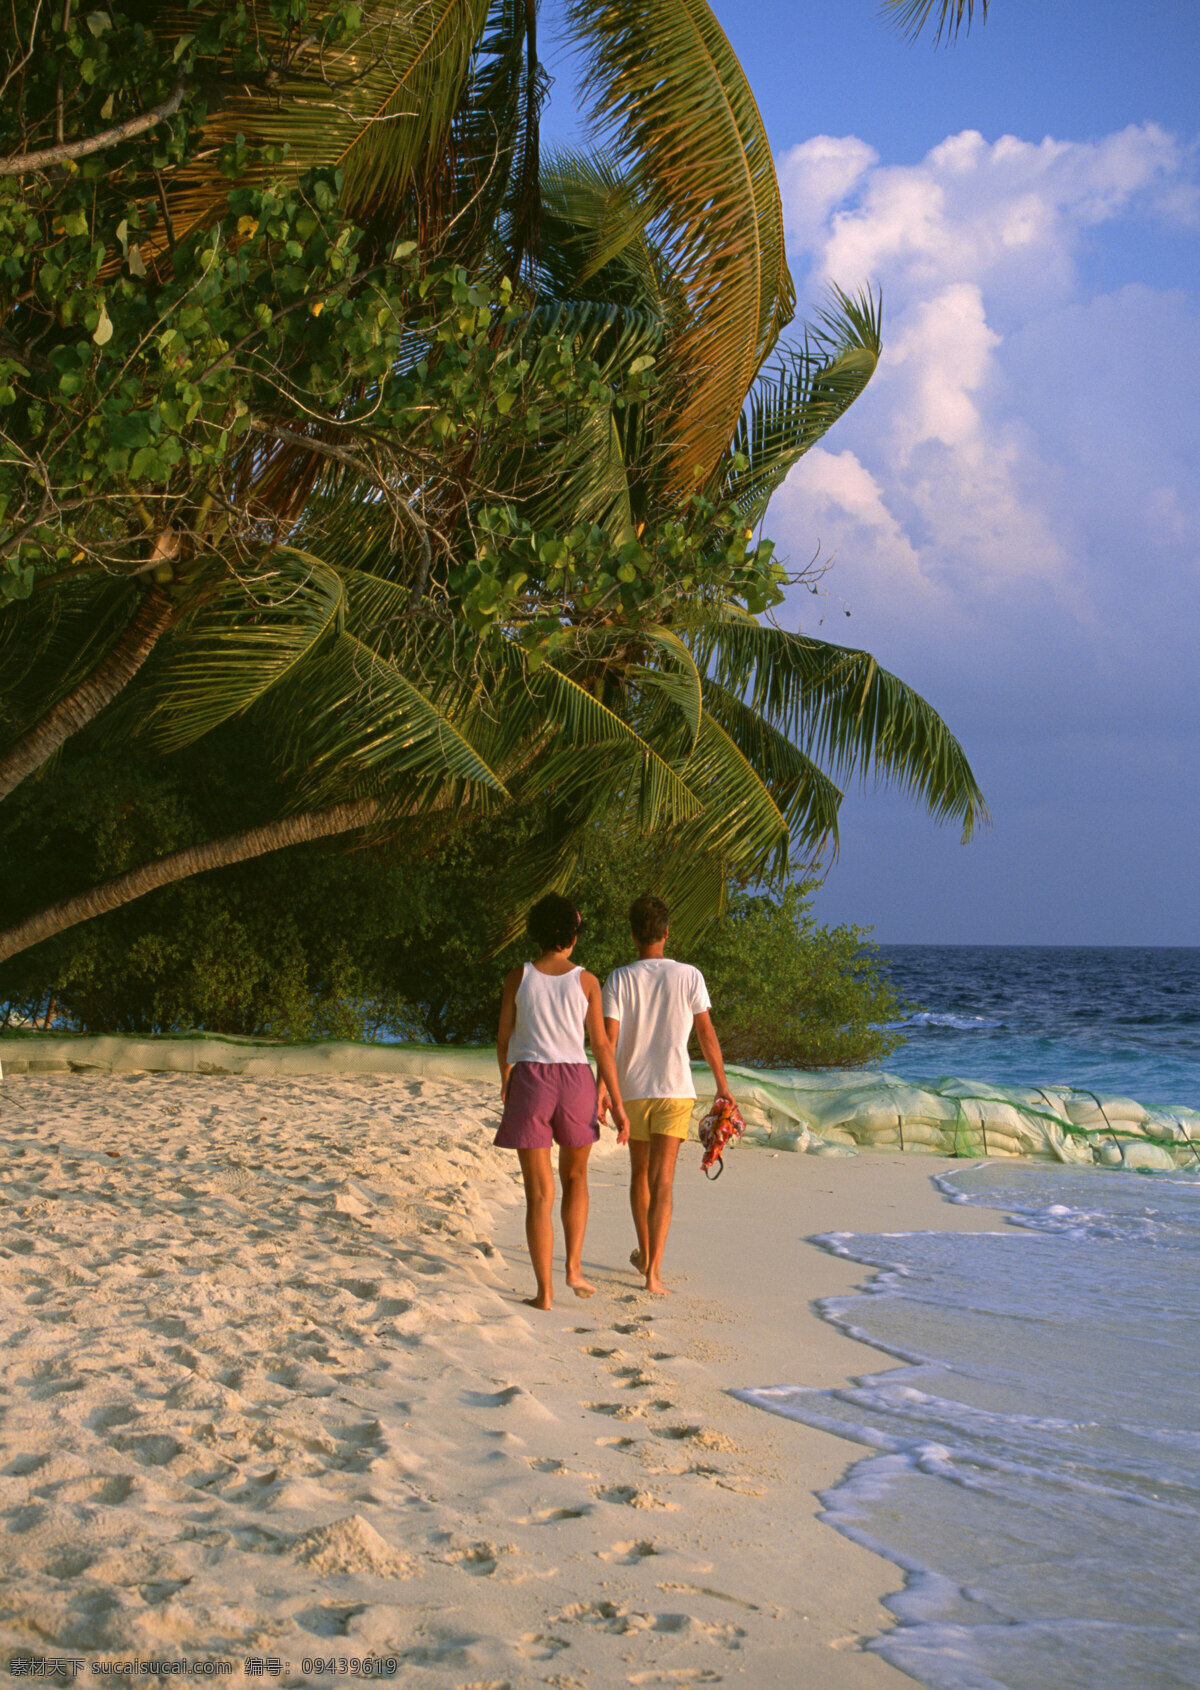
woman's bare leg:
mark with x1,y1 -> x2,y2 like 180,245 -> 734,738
517,1147 -> 555,1310
558,1144 -> 595,1296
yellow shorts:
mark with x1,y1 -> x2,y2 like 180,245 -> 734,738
625,1097 -> 695,1143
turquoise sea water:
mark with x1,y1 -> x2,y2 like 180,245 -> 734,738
878,946 -> 1200,1108
733,952 -> 1200,1688
737,1161 -> 1200,1690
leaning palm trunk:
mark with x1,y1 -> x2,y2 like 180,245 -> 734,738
0,799 -> 378,964
0,588 -> 177,802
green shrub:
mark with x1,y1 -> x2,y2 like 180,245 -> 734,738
687,882 -> 905,1068
0,740 -> 906,1067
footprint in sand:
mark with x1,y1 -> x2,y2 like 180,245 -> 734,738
516,1632 -> 572,1660
110,1431 -> 184,1468
655,1426 -> 739,1453
597,1538 -> 659,1564
613,1367 -> 658,1389
296,1601 -> 369,1638
325,1418 -> 388,1472
554,1598 -> 625,1628
652,1614 -> 747,1646
592,1484 -> 677,1511
4,1452 -> 49,1477
439,1538 -> 517,1575
463,1384 -> 535,1409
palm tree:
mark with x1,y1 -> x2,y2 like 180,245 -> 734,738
0,0 -> 987,968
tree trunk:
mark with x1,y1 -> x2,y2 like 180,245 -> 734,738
0,587 -> 177,802
0,800 -> 379,964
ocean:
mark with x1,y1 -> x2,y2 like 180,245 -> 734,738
878,945 -> 1200,1109
737,947 -> 1200,1690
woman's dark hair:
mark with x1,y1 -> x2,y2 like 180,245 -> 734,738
527,893 -> 583,952
629,893 -> 669,944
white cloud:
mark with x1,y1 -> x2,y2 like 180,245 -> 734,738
788,123 -> 1187,312
772,446 -> 935,612
777,135 -> 877,252
887,282 -> 996,453
769,121 -> 1200,700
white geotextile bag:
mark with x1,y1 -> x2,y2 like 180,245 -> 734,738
1113,1140 -> 1178,1171
1063,1093 -> 1148,1128
1141,1107 -> 1200,1145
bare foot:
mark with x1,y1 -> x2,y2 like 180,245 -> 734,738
568,1277 -> 596,1300
629,1246 -> 647,1272
644,1273 -> 671,1296
523,1293 -> 553,1311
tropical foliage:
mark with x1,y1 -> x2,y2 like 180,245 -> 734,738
0,738 -> 906,1068
0,0 -> 988,972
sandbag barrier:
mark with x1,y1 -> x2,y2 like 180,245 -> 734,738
2,1036 -> 1196,1172
710,1066 -> 1200,1171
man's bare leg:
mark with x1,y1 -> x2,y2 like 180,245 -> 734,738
645,1133 -> 682,1294
629,1139 -> 650,1273
517,1147 -> 555,1310
559,1143 -> 595,1297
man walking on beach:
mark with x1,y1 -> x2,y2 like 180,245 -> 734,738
602,895 -> 736,1295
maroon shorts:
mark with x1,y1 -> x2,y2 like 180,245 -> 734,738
495,1062 -> 599,1150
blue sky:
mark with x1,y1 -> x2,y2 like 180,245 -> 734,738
542,3 -> 1200,944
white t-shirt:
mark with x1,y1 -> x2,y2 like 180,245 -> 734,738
601,958 -> 711,1100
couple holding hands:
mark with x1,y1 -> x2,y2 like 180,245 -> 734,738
496,892 -> 735,1309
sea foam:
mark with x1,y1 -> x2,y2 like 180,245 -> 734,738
735,1162 -> 1200,1690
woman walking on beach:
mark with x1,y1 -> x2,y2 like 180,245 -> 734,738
496,895 -> 629,1310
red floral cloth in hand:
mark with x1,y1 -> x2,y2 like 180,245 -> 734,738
698,1097 -> 745,1179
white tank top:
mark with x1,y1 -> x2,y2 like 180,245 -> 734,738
507,963 -> 589,1065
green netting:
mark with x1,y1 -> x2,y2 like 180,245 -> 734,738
706,1065 -> 1200,1170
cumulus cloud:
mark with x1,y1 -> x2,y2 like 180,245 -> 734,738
777,135 -> 877,252
769,121 -> 1200,705
801,123 -> 1186,312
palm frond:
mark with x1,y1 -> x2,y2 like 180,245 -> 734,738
161,0 -> 492,251
631,624 -> 703,749
879,0 -> 988,44
537,146 -> 673,310
431,0 -> 542,272
675,710 -> 791,883
566,0 -> 795,493
273,627 -> 508,803
651,846 -> 730,943
700,677 -> 842,854
694,621 -> 988,840
497,296 -> 667,531
722,287 -> 882,527
0,578 -> 142,738
136,550 -> 345,752
517,659 -> 705,833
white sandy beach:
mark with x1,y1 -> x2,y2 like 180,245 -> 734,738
0,1068 -> 1002,1687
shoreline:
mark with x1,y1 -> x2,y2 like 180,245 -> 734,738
6,1034 -> 1195,1172
2,1067 -> 998,1685
488,1138 -> 1005,1685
